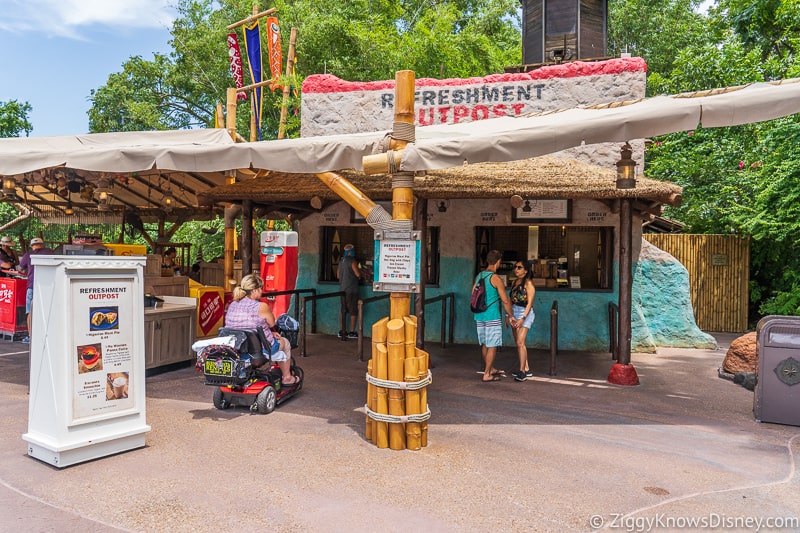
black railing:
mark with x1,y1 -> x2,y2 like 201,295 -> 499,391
298,291 -> 343,357
608,302 -> 619,360
549,301 -> 558,376
263,288 -> 317,322
420,292 -> 456,349
355,294 -> 392,361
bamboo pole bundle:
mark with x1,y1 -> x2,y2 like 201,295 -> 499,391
386,318 -> 406,450
403,316 -> 416,359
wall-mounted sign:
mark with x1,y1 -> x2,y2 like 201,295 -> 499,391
512,199 -> 572,223
373,230 -> 421,293
711,254 -> 729,266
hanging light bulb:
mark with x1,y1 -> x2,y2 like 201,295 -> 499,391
2,177 -> 16,195
64,201 -> 74,216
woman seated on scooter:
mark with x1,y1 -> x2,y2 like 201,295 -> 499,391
225,274 -> 299,386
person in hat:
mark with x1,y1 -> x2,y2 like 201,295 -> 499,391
18,237 -> 55,344
0,236 -> 19,271
337,243 -> 361,339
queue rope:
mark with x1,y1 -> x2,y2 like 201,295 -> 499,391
365,370 -> 432,390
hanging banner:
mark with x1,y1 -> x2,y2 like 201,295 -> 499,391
226,33 -> 247,101
266,16 -> 283,91
243,21 -> 265,140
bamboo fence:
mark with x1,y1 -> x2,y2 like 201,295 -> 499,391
643,234 -> 750,332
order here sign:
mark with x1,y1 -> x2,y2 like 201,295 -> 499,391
373,231 -> 421,293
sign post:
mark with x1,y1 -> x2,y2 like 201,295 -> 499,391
23,256 -> 150,468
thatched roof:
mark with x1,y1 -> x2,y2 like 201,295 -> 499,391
198,155 -> 682,208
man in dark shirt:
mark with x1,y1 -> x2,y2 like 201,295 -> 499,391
18,237 -> 55,344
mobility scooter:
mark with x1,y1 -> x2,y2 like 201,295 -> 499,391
197,326 -> 303,414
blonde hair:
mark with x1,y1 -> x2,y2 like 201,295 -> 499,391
232,274 -> 263,301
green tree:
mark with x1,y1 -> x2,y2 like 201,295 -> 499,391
0,99 -> 33,137
88,0 -> 521,136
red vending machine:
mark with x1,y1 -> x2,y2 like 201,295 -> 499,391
260,231 -> 298,317
0,276 -> 28,340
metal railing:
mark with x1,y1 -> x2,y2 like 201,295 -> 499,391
608,302 -> 619,360
549,301 -> 558,376
298,290 -> 343,357
353,292 -> 457,361
355,294 -> 391,360
263,288 -> 317,322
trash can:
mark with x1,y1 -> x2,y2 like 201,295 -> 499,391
754,315 -> 800,426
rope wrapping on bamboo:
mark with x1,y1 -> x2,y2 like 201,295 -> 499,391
364,404 -> 431,423
365,370 -> 432,390
392,121 -> 416,143
391,173 -> 414,188
366,205 -> 412,231
387,150 -> 398,174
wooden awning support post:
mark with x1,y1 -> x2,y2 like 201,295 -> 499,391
224,88 -> 238,290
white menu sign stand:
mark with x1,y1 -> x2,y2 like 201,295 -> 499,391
23,256 -> 150,467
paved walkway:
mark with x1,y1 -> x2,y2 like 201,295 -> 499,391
0,334 -> 798,532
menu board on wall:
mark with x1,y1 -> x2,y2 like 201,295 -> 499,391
512,199 -> 572,223
71,279 -> 135,421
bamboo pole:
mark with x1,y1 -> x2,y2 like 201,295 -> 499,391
374,343 -> 389,448
371,317 -> 389,446
224,89 -> 238,290
365,359 -> 373,442
416,347 -> 429,447
386,318 -> 406,450
404,355 -> 421,450
278,27 -> 298,139
315,172 -> 377,219
226,7 -> 277,30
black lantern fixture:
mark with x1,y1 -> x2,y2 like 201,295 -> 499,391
522,199 -> 532,213
2,177 -> 16,196
64,200 -> 74,216
437,200 -> 448,213
616,142 -> 637,189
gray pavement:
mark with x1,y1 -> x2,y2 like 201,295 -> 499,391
0,333 -> 798,532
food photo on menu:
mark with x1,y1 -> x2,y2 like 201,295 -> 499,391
106,372 -> 129,400
77,343 -> 103,373
89,306 -> 119,331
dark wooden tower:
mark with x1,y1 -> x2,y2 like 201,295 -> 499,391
520,0 -> 608,65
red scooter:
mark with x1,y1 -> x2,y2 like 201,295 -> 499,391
197,327 -> 303,414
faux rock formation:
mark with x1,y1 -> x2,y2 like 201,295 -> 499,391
723,331 -> 758,374
632,239 -> 718,352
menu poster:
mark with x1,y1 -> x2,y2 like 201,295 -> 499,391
71,279 -> 135,421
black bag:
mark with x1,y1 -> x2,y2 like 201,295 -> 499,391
470,274 -> 488,313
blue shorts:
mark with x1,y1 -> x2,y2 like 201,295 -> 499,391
25,287 -> 33,314
476,319 -> 503,348
512,305 -> 535,329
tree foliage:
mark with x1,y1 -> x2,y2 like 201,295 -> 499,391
0,99 -> 33,137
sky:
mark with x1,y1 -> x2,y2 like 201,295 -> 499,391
0,0 -> 178,137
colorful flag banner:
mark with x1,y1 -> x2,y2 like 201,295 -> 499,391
226,33 -> 247,101
243,21 -> 264,140
266,17 -> 283,91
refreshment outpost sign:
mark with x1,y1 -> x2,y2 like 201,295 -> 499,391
301,57 -> 646,136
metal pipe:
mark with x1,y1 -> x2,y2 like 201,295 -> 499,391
549,301 -> 558,376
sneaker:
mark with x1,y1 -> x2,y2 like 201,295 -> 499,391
525,370 -> 533,378
512,370 -> 527,382
347,331 -> 358,339
21,336 -> 30,344
337,330 -> 345,339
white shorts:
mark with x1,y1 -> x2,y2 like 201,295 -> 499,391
512,306 -> 535,329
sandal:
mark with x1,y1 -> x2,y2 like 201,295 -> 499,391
481,375 -> 502,382
282,375 -> 300,386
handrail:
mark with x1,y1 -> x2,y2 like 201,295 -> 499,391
549,301 -> 558,376
262,288 -> 317,322
421,292 -> 456,348
356,294 -> 391,361
298,291 -> 344,357
608,302 -> 619,360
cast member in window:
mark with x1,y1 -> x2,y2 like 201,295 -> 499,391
337,243 -> 361,339
162,247 -> 181,275
509,261 -> 535,382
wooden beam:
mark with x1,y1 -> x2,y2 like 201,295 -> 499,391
226,7 -> 276,30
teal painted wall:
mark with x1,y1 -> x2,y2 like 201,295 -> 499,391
296,252 -> 618,351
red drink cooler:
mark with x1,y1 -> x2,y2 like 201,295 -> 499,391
0,277 -> 28,339
259,231 -> 298,317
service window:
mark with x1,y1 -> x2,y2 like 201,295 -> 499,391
475,225 -> 613,290
320,226 -> 440,285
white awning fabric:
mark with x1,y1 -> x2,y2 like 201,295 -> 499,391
1,79 -> 799,177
